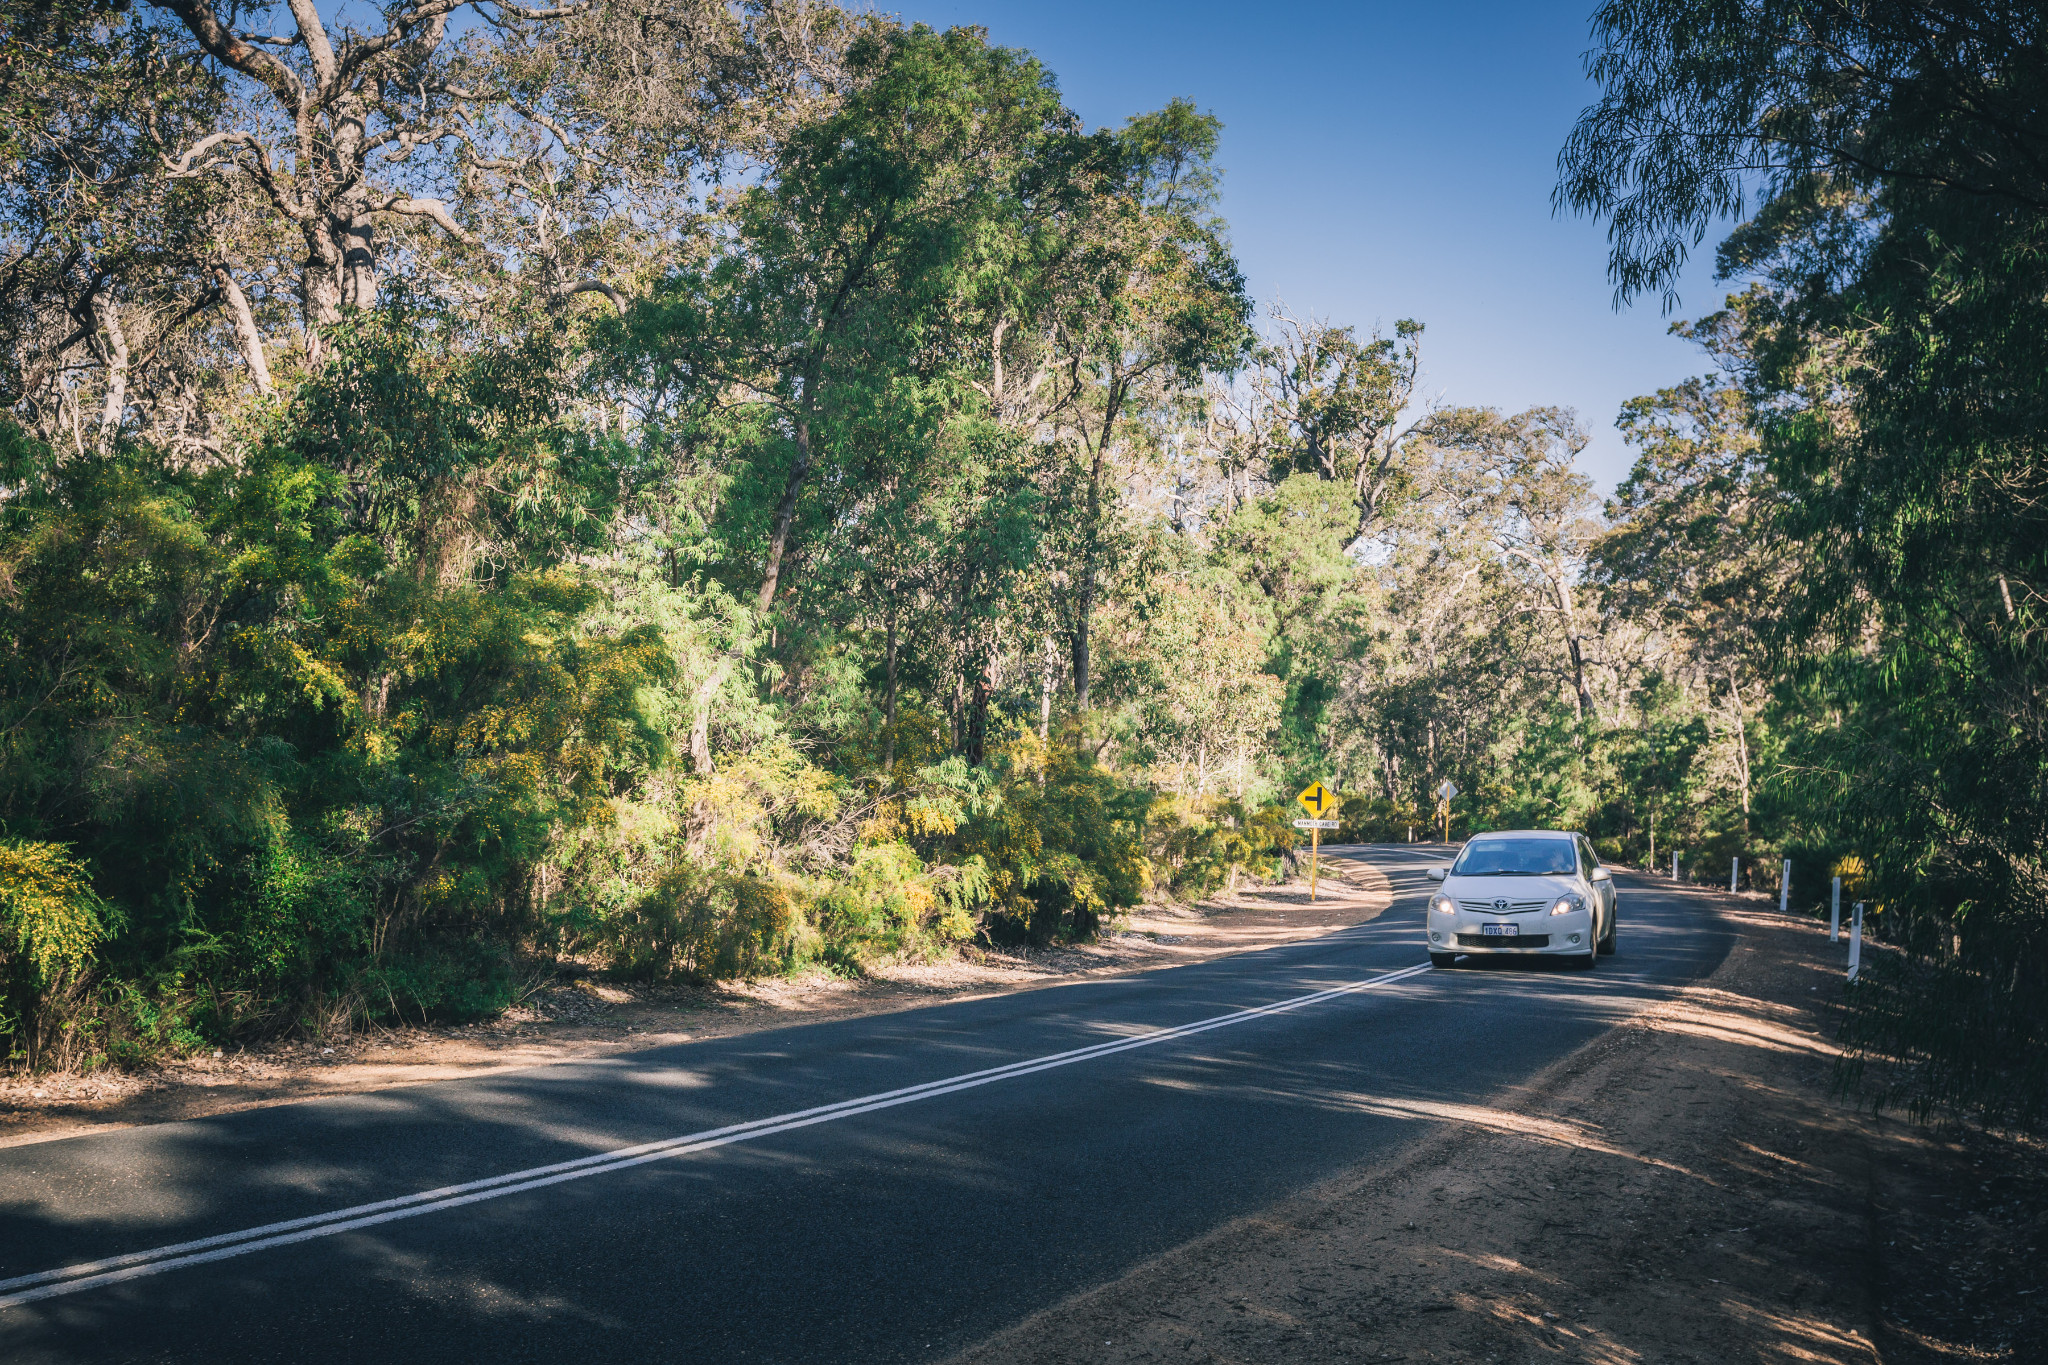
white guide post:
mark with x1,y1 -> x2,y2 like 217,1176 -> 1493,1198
1779,859 -> 1791,914
1671,851 -> 1679,880
1730,857 -> 1739,893
1848,902 -> 1864,980
1830,876 -> 1841,942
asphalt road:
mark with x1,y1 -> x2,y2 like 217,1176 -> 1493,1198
0,847 -> 1732,1364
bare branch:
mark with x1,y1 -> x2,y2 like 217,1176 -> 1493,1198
375,196 -> 477,244
333,0 -> 467,84
213,266 -> 273,393
486,0 -> 597,21
148,0 -> 305,110
560,280 -> 628,310
282,0 -> 338,90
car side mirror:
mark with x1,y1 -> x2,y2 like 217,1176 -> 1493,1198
1590,866 -> 1611,882
1426,867 -> 1447,882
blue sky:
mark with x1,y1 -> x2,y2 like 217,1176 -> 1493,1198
892,0 -> 1733,493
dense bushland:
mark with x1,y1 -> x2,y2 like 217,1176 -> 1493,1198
6,0 -> 2037,1136
1563,0 -> 2048,1127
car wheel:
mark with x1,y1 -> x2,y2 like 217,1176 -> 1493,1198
1570,938 -> 1598,970
1429,951 -> 1457,968
1598,915 -> 1618,955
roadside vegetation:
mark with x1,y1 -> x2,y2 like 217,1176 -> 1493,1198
0,0 -> 2041,1134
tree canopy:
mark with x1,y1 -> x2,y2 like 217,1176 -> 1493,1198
3,0 -> 2040,1141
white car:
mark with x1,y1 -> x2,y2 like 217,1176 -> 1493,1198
1424,830 -> 1617,969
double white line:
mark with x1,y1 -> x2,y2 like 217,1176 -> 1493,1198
0,960 -> 1433,1311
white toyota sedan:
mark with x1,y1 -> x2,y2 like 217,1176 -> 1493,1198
1424,830 -> 1617,968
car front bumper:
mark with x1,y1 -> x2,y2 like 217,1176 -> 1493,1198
1428,911 -> 1593,954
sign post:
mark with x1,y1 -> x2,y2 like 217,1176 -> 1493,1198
1779,859 -> 1791,914
1848,902 -> 1864,980
1294,783 -> 1337,903
1830,875 -> 1842,942
1435,779 -> 1458,843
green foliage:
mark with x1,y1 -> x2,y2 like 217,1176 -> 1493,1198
0,839 -> 119,1067
1148,797 -> 1295,899
1336,793 -> 1423,845
0,840 -> 115,986
1566,0 -> 2048,1127
19,6 -> 1939,1110
919,730 -> 1152,943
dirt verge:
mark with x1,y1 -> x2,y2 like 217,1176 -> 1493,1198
947,876 -> 2048,1365
0,856 -> 1391,1149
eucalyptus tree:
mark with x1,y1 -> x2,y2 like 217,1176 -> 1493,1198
1593,372 -> 1791,818
1561,0 -> 2048,1125
0,0 -> 857,451
0,0 -> 250,448
1415,407 -> 1603,722
610,22 -> 1090,771
133,0 -> 839,336
1246,307 -> 1424,547
1026,99 -> 1250,725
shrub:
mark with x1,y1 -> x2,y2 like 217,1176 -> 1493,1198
599,867 -> 809,981
0,840 -> 121,1070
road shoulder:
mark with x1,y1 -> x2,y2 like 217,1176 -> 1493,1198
948,874 -> 1965,1365
0,854 -> 1391,1148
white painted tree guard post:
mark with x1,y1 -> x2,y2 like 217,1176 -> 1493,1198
1830,876 -> 1841,942
1848,902 -> 1864,980
1779,859 -> 1791,913
1731,857 -> 1740,893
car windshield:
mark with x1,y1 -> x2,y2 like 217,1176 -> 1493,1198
1452,837 -> 1576,877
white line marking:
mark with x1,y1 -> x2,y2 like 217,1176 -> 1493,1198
0,961 -> 1435,1310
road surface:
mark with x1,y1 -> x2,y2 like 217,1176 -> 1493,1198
0,847 -> 1731,1363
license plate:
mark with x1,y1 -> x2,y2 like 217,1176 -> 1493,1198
1480,923 -> 1519,937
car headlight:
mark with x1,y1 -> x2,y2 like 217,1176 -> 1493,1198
1549,893 -> 1586,916
1431,895 -> 1456,915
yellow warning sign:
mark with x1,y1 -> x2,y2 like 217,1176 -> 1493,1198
1296,782 -> 1335,818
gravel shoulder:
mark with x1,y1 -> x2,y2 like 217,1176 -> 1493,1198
0,855 -> 1391,1149
947,870 -> 2048,1365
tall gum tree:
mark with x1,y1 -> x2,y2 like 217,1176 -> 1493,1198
612,22 -> 1087,772
114,0 -> 851,353
1030,99 -> 1249,730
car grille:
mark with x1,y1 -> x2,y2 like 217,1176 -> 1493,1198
1457,898 -> 1551,915
1456,933 -> 1552,948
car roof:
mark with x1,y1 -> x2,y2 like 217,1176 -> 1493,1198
1465,830 -> 1577,840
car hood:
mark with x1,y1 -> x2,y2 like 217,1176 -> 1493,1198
1443,874 -> 1581,904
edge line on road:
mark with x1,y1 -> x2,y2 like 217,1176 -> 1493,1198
0,960 -> 1436,1311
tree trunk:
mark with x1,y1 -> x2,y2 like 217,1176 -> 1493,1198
757,413 -> 814,615
1553,575 -> 1595,723
1069,601 -> 1092,717
881,612 -> 900,777
1069,383 -> 1123,742
1038,635 -> 1054,740
966,655 -> 991,766
301,219 -> 347,337
215,265 -> 273,393
94,294 -> 128,450
341,215 -> 377,310
1727,667 -> 1752,820
689,658 -> 731,776
1566,632 -> 1592,723
950,670 -> 965,754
